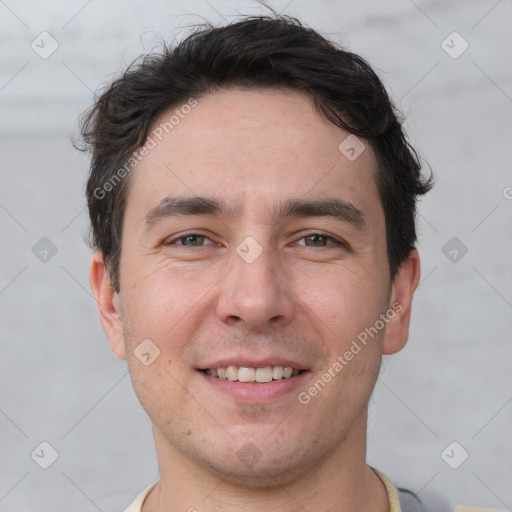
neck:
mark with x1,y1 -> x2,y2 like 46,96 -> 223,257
143,414 -> 389,512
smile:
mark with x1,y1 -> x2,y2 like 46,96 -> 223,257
198,366 -> 311,402
202,365 -> 306,383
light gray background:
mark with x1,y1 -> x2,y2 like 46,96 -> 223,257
1,1 -> 511,511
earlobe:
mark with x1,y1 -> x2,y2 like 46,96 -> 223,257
89,252 -> 126,360
382,249 -> 421,355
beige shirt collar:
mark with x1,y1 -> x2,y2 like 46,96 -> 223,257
124,469 -> 401,512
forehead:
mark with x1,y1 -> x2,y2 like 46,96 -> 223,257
125,87 -> 383,227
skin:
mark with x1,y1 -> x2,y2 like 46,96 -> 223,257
90,87 -> 420,512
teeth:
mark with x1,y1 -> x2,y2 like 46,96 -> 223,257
226,366 -> 238,381
238,367 -> 256,382
272,365 -> 284,379
255,367 -> 273,383
204,365 -> 303,382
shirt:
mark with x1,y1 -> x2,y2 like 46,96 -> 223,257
124,468 -> 404,512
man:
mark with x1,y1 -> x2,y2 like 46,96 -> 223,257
82,14 -> 433,512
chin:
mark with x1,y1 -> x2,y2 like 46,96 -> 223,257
198,440 -> 315,489
205,458 -> 306,489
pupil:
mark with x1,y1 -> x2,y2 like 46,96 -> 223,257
308,235 -> 324,246
186,235 -> 201,246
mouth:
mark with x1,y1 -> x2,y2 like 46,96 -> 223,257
199,365 -> 309,384
198,365 -> 311,402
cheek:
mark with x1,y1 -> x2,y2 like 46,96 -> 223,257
296,262 -> 388,338
120,261 -> 220,406
122,259 -> 213,339
126,355 -> 195,432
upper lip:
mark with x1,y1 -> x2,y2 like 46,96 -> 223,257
198,357 -> 309,371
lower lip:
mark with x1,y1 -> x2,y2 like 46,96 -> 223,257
198,370 -> 310,402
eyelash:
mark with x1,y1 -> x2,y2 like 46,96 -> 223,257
164,231 -> 347,249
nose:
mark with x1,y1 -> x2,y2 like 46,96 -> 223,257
216,244 -> 296,331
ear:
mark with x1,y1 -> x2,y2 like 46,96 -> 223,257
89,251 -> 126,360
382,248 -> 421,355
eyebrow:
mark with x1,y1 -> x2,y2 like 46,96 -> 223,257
144,195 -> 241,228
272,197 -> 365,230
144,195 -> 366,231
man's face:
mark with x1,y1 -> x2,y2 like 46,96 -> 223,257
95,87 -> 415,486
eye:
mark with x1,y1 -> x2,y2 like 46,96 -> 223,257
296,232 -> 345,248
164,233 -> 215,247
163,231 -> 348,250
